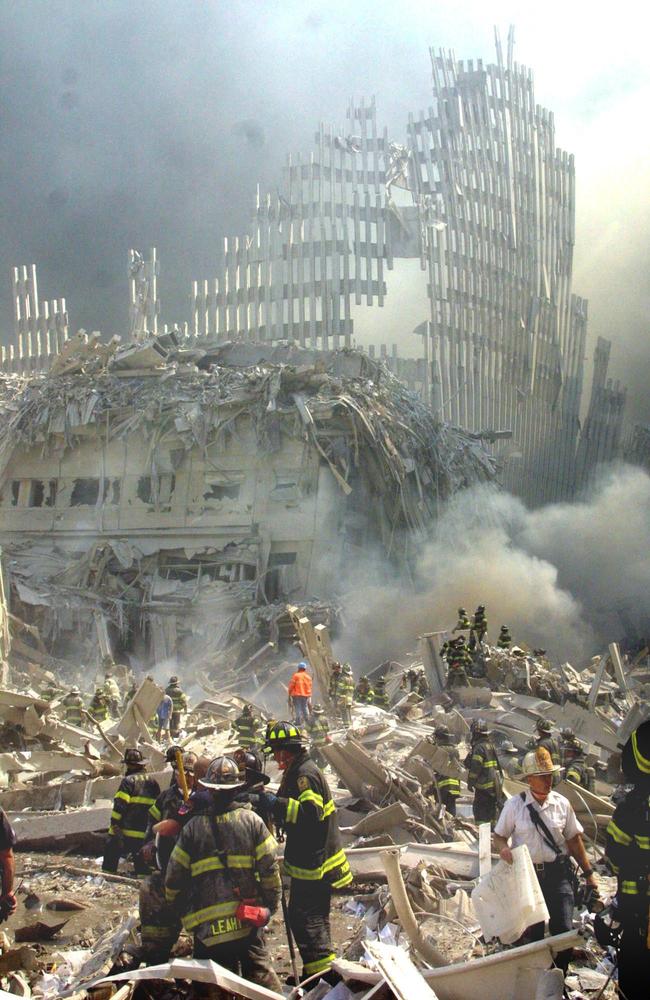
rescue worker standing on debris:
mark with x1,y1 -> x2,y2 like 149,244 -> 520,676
0,807 -> 17,925
262,722 -> 352,983
497,625 -> 512,649
102,663 -> 122,715
287,661 -> 313,726
232,704 -> 261,749
355,675 -> 375,703
471,605 -> 487,643
166,675 -> 188,738
563,736 -> 595,791
535,718 -> 561,767
306,704 -> 330,768
165,755 -> 282,991
494,746 -> 599,975
466,719 -> 503,825
604,720 -> 650,998
89,686 -> 110,724
453,607 -> 471,631
445,639 -> 470,689
328,662 -> 348,724
373,675 -> 390,709
61,685 -> 85,727
431,726 -> 461,816
103,749 -> 161,876
155,691 -> 174,743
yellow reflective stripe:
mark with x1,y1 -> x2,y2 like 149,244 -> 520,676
165,888 -> 180,902
476,781 -> 497,789
322,800 -> 335,818
285,849 -> 349,881
110,810 -> 122,821
141,925 -> 177,939
170,845 -> 191,869
566,768 -> 581,782
149,804 -> 162,821
123,829 -> 147,839
182,900 -> 238,930
471,753 -> 484,763
227,854 -> 254,869
115,790 -> 131,803
298,789 -> 324,808
255,834 -> 277,860
635,835 -> 650,849
323,849 -> 349,875
130,796 -> 157,805
621,881 -> 639,894
260,873 -> 282,889
482,761 -> 497,768
332,870 -> 353,888
606,820 -> 633,846
304,953 -> 335,975
191,856 -> 224,876
632,731 -> 650,773
204,925 -> 249,945
286,798 -> 300,824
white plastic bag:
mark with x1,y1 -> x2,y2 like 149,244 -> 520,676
471,843 -> 549,943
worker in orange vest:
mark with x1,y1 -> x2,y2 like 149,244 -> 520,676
288,662 -> 313,726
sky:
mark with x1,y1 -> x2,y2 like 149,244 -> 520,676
1,0 -> 649,421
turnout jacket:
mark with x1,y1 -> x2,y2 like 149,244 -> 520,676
164,803 -> 281,948
274,750 -> 352,887
110,771 -> 161,847
232,712 -> 260,748
606,788 -> 650,922
467,739 -> 501,793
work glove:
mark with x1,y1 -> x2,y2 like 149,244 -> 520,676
261,791 -> 278,810
0,893 -> 17,922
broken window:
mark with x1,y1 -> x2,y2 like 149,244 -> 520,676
269,476 -> 300,502
203,481 -> 241,501
71,478 -> 100,506
27,479 -> 57,507
137,474 -> 175,509
268,551 -> 297,566
10,481 -> 20,506
104,478 -> 121,504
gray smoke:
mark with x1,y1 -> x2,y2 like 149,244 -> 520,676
336,464 -> 650,668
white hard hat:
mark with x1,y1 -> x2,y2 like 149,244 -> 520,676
519,747 -> 563,778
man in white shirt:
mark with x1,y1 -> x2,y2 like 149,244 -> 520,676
493,746 -> 599,973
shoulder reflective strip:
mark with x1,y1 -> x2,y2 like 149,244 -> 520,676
483,761 -> 497,767
123,829 -> 147,839
141,925 -> 177,939
471,753 -> 484,763
606,820 -> 633,846
303,953 -> 336,975
634,835 -> 650,849
171,845 -> 191,868
130,796 -> 157,805
322,800 -> 335,818
190,856 -> 225,876
621,881 -> 639,894
286,798 -> 300,824
114,791 -> 131,803
256,834 -> 278,859
182,900 -> 238,930
632,731 -> 650,773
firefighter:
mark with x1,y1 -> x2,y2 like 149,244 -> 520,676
605,720 -> 650,999
564,738 -> 594,791
102,668 -> 122,716
137,752 -> 200,964
306,704 -> 330,768
498,739 -> 521,778
165,756 -> 282,990
232,704 -> 260,749
446,639 -> 470,688
328,662 -> 349,724
372,676 -> 390,709
559,728 -> 577,768
41,678 -> 62,702
431,725 -> 461,816
89,686 -> 110,724
165,676 -> 188,738
342,665 -> 354,721
497,625 -> 512,649
466,719 -> 503,825
415,669 -> 431,698
535,718 -> 561,767
355,675 -> 375,703
103,749 -> 161,876
471,605 -> 487,643
262,722 -> 351,983
453,607 -> 471,631
61,686 -> 85,727
232,748 -> 275,831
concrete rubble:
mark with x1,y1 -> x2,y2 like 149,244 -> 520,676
0,597 -> 643,1000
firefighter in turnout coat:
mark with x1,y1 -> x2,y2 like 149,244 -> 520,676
263,722 -> 352,981
103,749 -> 160,875
165,755 -> 282,991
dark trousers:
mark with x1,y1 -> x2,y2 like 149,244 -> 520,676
618,922 -> 650,1000
139,872 -> 181,963
102,834 -> 149,876
292,696 -> 310,726
195,929 -> 281,992
170,711 -> 182,738
288,878 -> 334,979
441,792 -> 457,816
472,789 -> 497,824
527,858 -> 574,973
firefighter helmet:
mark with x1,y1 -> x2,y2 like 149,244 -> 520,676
435,724 -> 450,738
264,721 -> 306,749
312,704 -> 325,714
123,748 -> 147,767
165,744 -> 183,763
621,719 -> 650,783
199,755 -> 246,790
536,718 -> 553,734
472,718 -> 489,736
169,675 -> 179,684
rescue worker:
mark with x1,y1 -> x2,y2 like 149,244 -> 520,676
306,704 -> 330,769
400,668 -> 418,692
471,605 -> 487,643
431,725 -> 461,816
372,676 -> 390,709
497,625 -> 512,649
89,687 -> 110,724
61,685 -> 85,727
262,722 -> 352,982
103,668 -> 122,716
453,607 -> 471,631
494,746 -> 599,975
605,719 -> 650,998
535,718 -> 561,767
328,662 -> 349,724
287,661 -> 313,726
466,719 -> 503,825
155,691 -> 174,743
165,756 -> 282,990
41,678 -> 62,702
415,669 -> 430,698
355,675 -> 375,703
563,738 -> 595,791
446,638 -> 470,688
165,676 -> 188,738
559,728 -> 577,767
232,748 -> 275,831
232,704 -> 261,749
498,740 -> 521,778
342,665 -> 354,722
0,807 -> 17,925
137,752 -> 200,964
103,749 -> 161,876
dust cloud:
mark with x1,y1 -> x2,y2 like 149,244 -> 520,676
336,464 -> 650,669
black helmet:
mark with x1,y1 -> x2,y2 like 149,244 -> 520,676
536,718 -> 553,734
472,719 -> 488,736
123,748 -> 147,767
476,605 -> 485,612
458,607 -> 467,615
233,747 -> 269,786
169,675 -> 179,684
500,625 -> 508,632
435,724 -> 450,738
264,721 -> 306,750
199,755 -> 246,790
621,720 -> 650,783
165,744 -> 183,763
242,704 -> 252,715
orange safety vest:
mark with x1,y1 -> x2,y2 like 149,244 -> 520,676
288,671 -> 313,698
